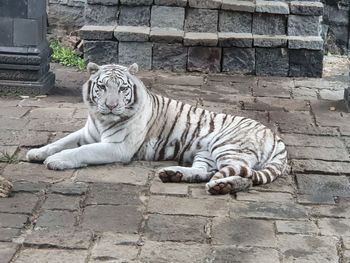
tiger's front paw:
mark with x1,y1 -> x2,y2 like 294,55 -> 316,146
44,153 -> 83,170
27,146 -> 58,162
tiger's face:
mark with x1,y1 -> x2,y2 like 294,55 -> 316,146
84,62 -> 139,117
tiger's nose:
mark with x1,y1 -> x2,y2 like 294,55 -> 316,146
106,103 -> 118,110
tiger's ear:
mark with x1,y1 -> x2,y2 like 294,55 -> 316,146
128,63 -> 138,75
87,62 -> 100,75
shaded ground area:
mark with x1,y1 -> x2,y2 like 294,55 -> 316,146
0,56 -> 349,262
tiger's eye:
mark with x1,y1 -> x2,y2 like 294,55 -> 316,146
120,86 -> 127,92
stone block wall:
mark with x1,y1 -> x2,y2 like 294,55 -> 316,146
48,0 -> 350,58
78,0 -> 325,77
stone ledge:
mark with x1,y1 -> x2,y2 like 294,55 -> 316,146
119,0 -> 153,6
288,36 -> 323,50
150,28 -> 184,43
218,32 -> 253,47
189,0 -> 222,9
184,32 -> 218,46
221,0 -> 255,12
290,1 -> 323,16
79,25 -> 115,40
256,1 -> 290,14
114,25 -> 150,41
254,35 -> 288,47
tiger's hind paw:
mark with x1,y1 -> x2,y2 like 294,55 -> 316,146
158,170 -> 183,183
206,176 -> 251,195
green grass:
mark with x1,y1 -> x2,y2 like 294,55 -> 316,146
49,40 -> 86,71
0,151 -> 18,164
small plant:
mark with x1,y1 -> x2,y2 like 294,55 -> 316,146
49,40 -> 86,71
0,151 -> 18,164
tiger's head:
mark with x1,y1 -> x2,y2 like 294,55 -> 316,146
83,62 -> 145,119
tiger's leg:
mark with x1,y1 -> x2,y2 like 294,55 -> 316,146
158,151 -> 216,183
206,153 -> 255,195
27,128 -> 87,162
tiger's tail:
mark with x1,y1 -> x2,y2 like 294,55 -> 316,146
251,139 -> 288,185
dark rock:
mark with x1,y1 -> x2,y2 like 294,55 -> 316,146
187,47 -> 221,73
253,14 -> 286,35
84,4 -> 118,25
222,47 -> 255,74
185,8 -> 218,33
118,6 -> 150,26
151,6 -> 185,30
153,43 -> 187,71
82,205 -> 143,232
288,15 -> 321,36
289,49 -> 323,77
256,48 -> 289,76
219,11 -> 252,33
118,42 -> 152,69
83,40 -> 119,64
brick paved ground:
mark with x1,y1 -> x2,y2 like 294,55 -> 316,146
0,56 -> 349,262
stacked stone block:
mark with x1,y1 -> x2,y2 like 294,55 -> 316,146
80,0 -> 325,77
0,0 -> 55,95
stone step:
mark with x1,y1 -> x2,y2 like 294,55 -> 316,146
80,25 -> 324,50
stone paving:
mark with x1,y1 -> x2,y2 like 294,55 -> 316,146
0,56 -> 349,262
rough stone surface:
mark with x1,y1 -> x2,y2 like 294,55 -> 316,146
152,43 -> 187,71
253,14 -> 287,35
254,35 -> 287,47
275,220 -> 318,234
189,0 -> 222,9
150,6 -> 185,30
86,183 -> 143,206
0,213 -> 28,228
256,48 -> 289,76
184,32 -> 218,46
187,47 -> 221,73
221,0 -> 255,12
84,41 -> 118,65
212,246 -> 280,263
149,28 -> 184,43
289,49 -> 323,77
219,11 -> 252,33
222,47 -> 255,74
90,233 -> 139,261
292,159 -> 350,175
319,218 -> 350,236
296,174 -> 350,198
82,205 -> 143,232
79,25 -> 115,40
0,242 -> 18,263
288,15 -> 321,36
139,241 -> 210,263
212,217 -> 276,247
288,36 -> 324,50
118,6 -> 150,26
118,42 -> 152,70
154,0 -> 187,6
84,4 -> 118,25
290,1 -> 324,16
36,210 -> 77,229
185,8 -> 218,33
219,33 -> 253,47
15,248 -> 88,263
24,230 -> 93,249
255,1 -> 290,14
145,214 -> 208,242
114,26 -> 150,42
277,234 -> 338,262
148,196 -> 228,216
230,201 -> 308,219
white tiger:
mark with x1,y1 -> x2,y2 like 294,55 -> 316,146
27,62 -> 288,194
